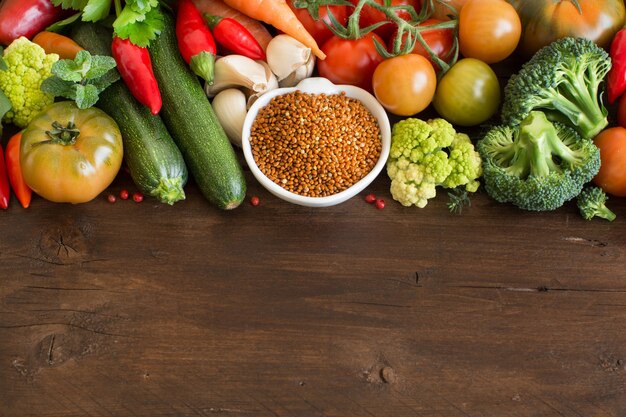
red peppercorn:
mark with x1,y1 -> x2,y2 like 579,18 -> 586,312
250,195 -> 260,206
107,194 -> 116,203
365,193 -> 376,204
132,192 -> 144,203
375,199 -> 385,210
119,189 -> 129,200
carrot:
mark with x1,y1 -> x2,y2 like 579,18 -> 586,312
32,31 -> 83,59
191,0 -> 273,51
220,0 -> 326,59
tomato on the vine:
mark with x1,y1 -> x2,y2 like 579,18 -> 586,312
458,0 -> 521,64
389,18 -> 455,71
593,127 -> 626,197
317,32 -> 385,92
372,54 -> 436,116
432,58 -> 500,126
288,3 -> 350,47
350,0 -> 421,42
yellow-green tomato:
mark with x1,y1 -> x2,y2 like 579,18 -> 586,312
20,101 -> 123,204
372,54 -> 437,116
432,58 -> 501,126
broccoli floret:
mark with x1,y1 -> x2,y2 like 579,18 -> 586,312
477,111 -> 600,211
0,37 -> 58,128
501,37 -> 610,139
577,186 -> 616,221
387,118 -> 482,208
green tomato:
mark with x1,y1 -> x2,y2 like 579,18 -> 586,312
432,58 -> 501,126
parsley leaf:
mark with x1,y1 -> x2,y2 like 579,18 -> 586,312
114,7 -> 164,47
82,0 -> 112,22
51,0 -> 89,10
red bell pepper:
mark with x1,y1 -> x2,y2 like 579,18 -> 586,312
204,14 -> 265,61
0,0 -> 69,46
111,36 -> 162,115
0,144 -> 10,209
606,28 -> 626,104
5,132 -> 31,209
176,0 -> 217,84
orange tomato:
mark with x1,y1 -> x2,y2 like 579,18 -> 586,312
459,0 -> 521,64
593,127 -> 626,196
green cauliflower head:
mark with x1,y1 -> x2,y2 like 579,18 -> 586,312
0,37 -> 58,128
387,118 -> 482,208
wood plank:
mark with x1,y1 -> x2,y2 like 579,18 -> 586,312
2,171 -> 626,416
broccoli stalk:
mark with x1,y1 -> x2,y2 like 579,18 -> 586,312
501,37 -> 611,139
577,187 -> 616,221
477,111 -> 601,211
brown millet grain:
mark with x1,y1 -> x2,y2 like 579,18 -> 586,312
249,91 -> 382,197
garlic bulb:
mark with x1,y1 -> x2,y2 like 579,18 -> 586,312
212,88 -> 248,147
279,53 -> 315,87
266,35 -> 313,82
205,55 -> 271,98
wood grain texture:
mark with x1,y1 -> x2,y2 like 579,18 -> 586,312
1,168 -> 625,417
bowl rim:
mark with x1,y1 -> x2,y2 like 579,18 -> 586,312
241,77 -> 391,208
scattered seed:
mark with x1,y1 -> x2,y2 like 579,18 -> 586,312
375,199 -> 385,210
119,189 -> 129,200
365,193 -> 376,204
132,192 -> 144,203
107,194 -> 116,203
250,196 -> 260,206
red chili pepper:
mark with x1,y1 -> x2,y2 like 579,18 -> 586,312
0,145 -> 10,209
176,0 -> 216,84
204,14 -> 265,61
111,36 -> 162,115
5,132 -> 32,209
606,28 -> 626,104
0,0 -> 70,46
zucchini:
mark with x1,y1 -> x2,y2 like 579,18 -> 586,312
149,12 -> 246,210
70,22 -> 188,205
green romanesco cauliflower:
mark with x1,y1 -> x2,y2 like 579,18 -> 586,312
387,118 -> 483,208
0,37 -> 58,128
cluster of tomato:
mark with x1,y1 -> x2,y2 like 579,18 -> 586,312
289,0 -> 625,127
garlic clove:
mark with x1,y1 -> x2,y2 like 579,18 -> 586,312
278,54 -> 316,88
245,60 -> 279,109
205,55 -> 269,98
211,88 -> 248,147
266,34 -> 312,81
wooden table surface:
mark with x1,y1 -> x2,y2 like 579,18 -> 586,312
1,160 -> 626,416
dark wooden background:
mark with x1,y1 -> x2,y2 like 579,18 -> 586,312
1,163 -> 626,416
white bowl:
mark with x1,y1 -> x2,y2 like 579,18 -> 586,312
241,77 -> 391,207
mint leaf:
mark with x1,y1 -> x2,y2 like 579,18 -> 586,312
82,0 -> 112,22
41,76 -> 78,98
52,51 -> 92,82
75,84 -> 100,109
87,55 -> 117,79
90,69 -> 120,91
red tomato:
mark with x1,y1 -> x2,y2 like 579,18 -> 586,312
593,127 -> 626,196
389,18 -> 455,71
318,33 -> 386,92
350,0 -> 422,42
288,3 -> 350,47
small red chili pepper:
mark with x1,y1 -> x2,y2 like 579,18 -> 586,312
250,195 -> 260,206
375,199 -> 385,210
607,28 -> 626,104
204,14 -> 266,61
132,192 -> 144,203
364,193 -> 376,204
119,189 -> 129,200
111,36 -> 162,115
5,132 -> 32,208
0,145 -> 10,209
176,0 -> 216,84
